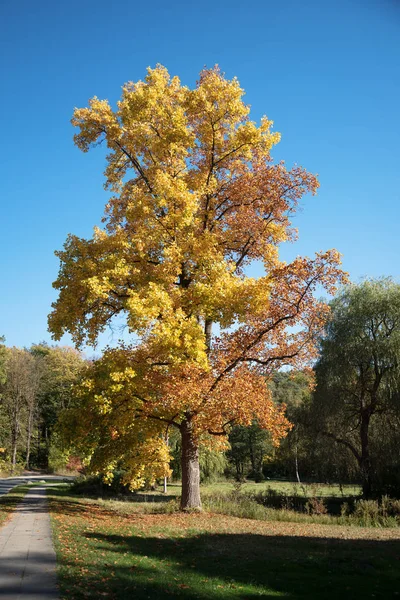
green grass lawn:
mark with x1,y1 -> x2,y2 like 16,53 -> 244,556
195,480 -> 361,498
48,486 -> 399,600
100,479 -> 362,504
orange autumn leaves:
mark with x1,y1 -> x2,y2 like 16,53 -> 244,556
49,65 -> 346,488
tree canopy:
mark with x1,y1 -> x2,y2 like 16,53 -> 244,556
49,65 -> 345,509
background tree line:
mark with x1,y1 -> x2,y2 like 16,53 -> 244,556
0,342 -> 84,473
1,279 -> 400,499
226,279 -> 400,498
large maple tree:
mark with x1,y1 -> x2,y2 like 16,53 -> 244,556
49,66 -> 345,509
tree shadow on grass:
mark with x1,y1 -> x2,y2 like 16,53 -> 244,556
58,528 -> 400,600
48,487 -> 176,523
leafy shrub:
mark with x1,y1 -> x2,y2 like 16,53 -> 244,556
247,470 -> 265,483
354,499 -> 380,523
0,458 -> 10,476
253,487 -> 306,512
69,475 -> 105,496
0,459 -> 24,476
65,456 -> 84,473
306,497 -> 328,515
340,502 -> 350,517
203,491 -> 270,521
388,498 -> 400,516
203,487 -> 400,528
70,474 -> 133,497
349,498 -> 400,527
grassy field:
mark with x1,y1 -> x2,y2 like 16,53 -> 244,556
84,479 -> 362,503
169,480 -> 361,498
48,485 -> 400,600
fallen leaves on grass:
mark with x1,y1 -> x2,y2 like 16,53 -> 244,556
48,491 -> 400,600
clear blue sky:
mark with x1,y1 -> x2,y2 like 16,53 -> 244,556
1,0 -> 399,353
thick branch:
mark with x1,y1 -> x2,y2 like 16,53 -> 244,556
113,140 -> 154,196
320,431 -> 361,464
135,410 -> 180,429
205,319 -> 213,354
208,274 -> 319,396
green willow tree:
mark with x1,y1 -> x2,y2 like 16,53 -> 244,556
312,279 -> 400,497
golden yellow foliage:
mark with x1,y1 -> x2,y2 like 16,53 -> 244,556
49,66 -> 347,506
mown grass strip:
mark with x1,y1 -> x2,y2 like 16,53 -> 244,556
49,486 -> 400,600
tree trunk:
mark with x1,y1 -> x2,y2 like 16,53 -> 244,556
37,424 -> 41,465
249,440 -> 255,472
360,411 -> 372,498
44,426 -> 50,469
163,433 -> 169,493
11,405 -> 20,471
235,460 -> 244,481
294,442 -> 301,484
180,419 -> 202,510
26,407 -> 34,470
205,320 -> 212,354
11,426 -> 18,471
26,436 -> 31,470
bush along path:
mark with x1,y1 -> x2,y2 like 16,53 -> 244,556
0,486 -> 59,599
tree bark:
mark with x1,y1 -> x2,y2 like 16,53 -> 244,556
11,402 -> 20,471
37,425 -> 41,462
11,425 -> 18,471
26,406 -> 34,470
295,442 -> 301,484
235,460 -> 243,481
249,434 -> 255,473
163,433 -> 169,494
180,419 -> 202,510
205,320 -> 212,354
360,411 -> 372,498
320,427 -> 373,497
44,426 -> 50,469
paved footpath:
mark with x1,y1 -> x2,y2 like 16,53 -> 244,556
0,474 -> 75,498
0,486 -> 59,599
